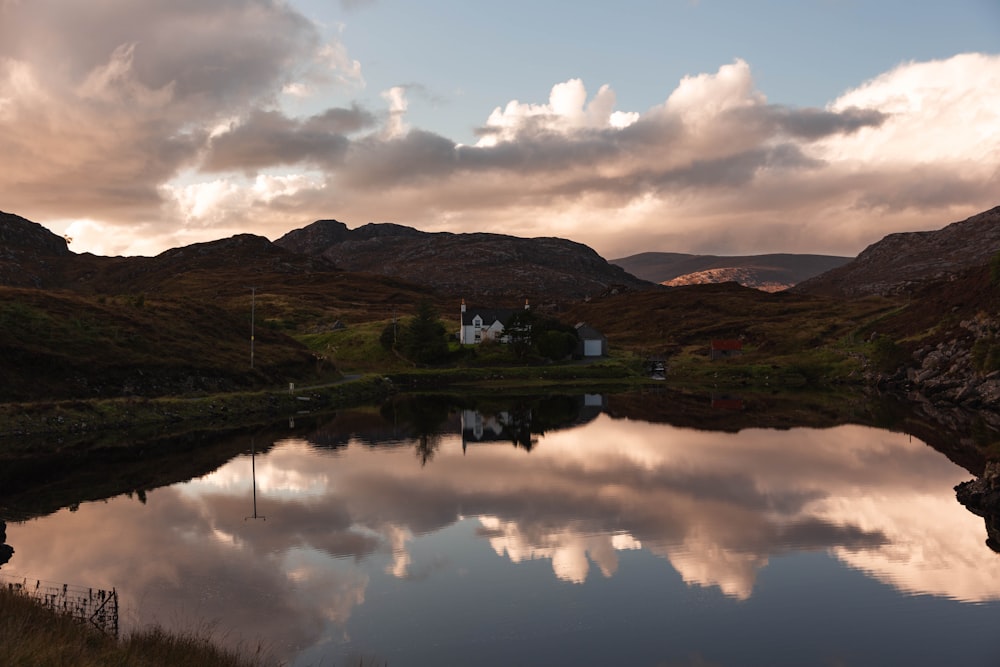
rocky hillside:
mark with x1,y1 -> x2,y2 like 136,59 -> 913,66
794,206 -> 1000,297
0,210 -> 71,288
275,219 -> 653,301
613,252 -> 850,292
868,263 -> 1000,424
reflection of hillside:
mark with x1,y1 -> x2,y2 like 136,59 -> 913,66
298,394 -> 604,456
0,425 -> 285,522
607,388 -> 992,476
0,521 -> 12,568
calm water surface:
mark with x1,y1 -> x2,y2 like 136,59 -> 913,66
5,395 -> 1000,666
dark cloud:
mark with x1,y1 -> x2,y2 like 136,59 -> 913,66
773,106 -> 888,139
0,0 -> 319,115
0,0 -> 342,223
203,108 -> 365,172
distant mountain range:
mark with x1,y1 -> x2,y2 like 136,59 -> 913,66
611,252 -> 852,292
5,206 -> 1000,302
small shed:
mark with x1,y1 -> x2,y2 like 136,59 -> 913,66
710,339 -> 743,360
576,323 -> 608,357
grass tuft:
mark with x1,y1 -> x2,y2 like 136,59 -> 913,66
0,585 -> 275,667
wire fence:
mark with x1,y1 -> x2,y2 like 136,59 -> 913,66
1,572 -> 119,637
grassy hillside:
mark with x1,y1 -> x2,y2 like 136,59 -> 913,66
0,287 -> 326,401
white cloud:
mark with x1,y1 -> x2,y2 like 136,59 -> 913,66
380,85 -> 409,139
819,53 -> 1000,164
476,78 -> 639,147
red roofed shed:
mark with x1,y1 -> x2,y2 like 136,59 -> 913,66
710,339 -> 743,360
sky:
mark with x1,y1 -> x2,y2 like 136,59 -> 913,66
0,0 -> 998,260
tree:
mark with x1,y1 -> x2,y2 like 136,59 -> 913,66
504,309 -> 536,360
537,329 -> 577,360
399,300 -> 449,364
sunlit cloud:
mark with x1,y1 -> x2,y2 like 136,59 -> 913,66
0,0 -> 996,260
480,516 -> 642,583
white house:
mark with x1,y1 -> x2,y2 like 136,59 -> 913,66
459,299 -> 529,344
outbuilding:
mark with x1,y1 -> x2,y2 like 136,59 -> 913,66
575,323 -> 608,357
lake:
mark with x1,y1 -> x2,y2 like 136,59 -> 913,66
3,392 -> 1000,666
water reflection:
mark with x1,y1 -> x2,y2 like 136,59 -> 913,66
3,395 -> 1000,665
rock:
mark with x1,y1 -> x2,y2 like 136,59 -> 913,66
956,462 -> 1000,552
0,521 -> 11,568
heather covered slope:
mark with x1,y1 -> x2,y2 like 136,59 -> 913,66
0,213 -> 430,401
563,281 -> 897,359
275,219 -> 653,300
794,206 -> 1000,297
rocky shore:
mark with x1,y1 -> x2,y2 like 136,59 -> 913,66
956,461 -> 1000,553
874,314 -> 1000,427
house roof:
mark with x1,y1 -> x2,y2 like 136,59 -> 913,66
710,339 -> 743,350
462,307 -> 515,327
575,322 -> 605,340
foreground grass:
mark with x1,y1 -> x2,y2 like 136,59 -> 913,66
0,375 -> 394,440
0,586 -> 274,667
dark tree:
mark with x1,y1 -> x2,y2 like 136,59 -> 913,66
399,300 -> 449,364
504,309 -> 537,360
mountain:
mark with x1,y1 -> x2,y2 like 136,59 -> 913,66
0,210 -> 71,288
611,252 -> 852,292
794,206 -> 1000,297
0,213 -> 429,400
275,219 -> 653,301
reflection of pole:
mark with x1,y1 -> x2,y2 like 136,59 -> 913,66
245,438 -> 265,521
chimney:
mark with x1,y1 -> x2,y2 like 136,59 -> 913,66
461,298 -> 466,313
524,298 -> 530,310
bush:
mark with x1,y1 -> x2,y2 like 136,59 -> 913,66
991,251 -> 1000,287
972,337 -> 1000,373
869,335 -> 908,373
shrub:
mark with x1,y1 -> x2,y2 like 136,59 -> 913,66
991,251 -> 1000,287
869,335 -> 908,373
972,337 -> 1000,373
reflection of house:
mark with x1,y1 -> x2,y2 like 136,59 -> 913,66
461,410 -> 515,443
710,339 -> 743,360
459,299 -> 529,344
461,409 -> 535,452
575,323 -> 607,357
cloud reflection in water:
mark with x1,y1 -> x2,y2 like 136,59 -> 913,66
5,410 -> 996,662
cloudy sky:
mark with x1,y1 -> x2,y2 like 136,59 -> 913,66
1,0 -> 998,259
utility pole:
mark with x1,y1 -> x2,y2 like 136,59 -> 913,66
249,286 -> 256,369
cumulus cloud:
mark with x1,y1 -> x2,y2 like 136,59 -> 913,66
0,0 -> 360,238
168,54 -> 996,258
0,0 -> 997,259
